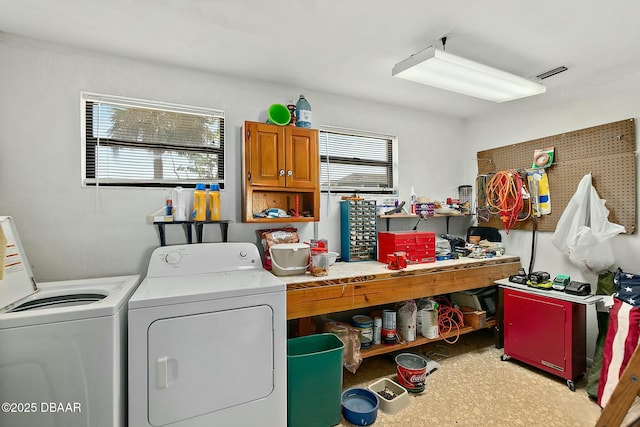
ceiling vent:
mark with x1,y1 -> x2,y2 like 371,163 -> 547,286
536,66 -> 568,80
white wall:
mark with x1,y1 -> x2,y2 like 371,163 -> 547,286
0,33 -> 464,281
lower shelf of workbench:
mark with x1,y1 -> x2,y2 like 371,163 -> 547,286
360,318 -> 496,358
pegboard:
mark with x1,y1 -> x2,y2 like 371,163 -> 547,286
476,118 -> 636,234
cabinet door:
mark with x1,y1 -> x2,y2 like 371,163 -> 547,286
285,127 -> 318,189
504,290 -> 567,373
247,122 -> 285,187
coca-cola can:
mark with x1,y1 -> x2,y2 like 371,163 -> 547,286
395,353 -> 428,393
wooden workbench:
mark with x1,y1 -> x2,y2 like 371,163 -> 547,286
282,255 -> 521,357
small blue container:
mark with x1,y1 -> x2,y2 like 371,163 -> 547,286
341,387 -> 379,425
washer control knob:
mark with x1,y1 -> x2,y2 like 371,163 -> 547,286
164,251 -> 182,265
239,250 -> 248,258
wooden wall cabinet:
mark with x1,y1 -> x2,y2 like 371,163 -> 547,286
242,121 -> 320,223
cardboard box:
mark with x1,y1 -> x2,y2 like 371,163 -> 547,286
460,306 -> 486,329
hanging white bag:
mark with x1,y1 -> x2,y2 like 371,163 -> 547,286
550,173 -> 625,273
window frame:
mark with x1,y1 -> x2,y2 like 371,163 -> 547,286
81,92 -> 225,188
318,125 -> 398,195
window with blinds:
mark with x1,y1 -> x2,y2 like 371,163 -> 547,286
319,127 -> 397,194
82,92 -> 224,187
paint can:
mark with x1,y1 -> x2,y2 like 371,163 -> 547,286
382,309 -> 396,344
352,315 -> 373,348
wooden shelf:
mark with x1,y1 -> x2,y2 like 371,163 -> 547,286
360,319 -> 496,358
246,216 -> 317,223
153,220 -> 231,246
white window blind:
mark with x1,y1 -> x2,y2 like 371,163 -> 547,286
319,127 -> 397,194
82,92 -> 224,187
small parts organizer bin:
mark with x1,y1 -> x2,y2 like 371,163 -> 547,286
340,200 -> 377,262
378,231 -> 436,264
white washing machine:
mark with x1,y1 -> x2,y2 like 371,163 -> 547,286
128,242 -> 287,427
0,216 -> 140,427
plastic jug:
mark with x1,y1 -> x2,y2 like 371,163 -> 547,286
295,95 -> 312,128
171,186 -> 189,221
193,183 -> 207,221
208,183 -> 221,221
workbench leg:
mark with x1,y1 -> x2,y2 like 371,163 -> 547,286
597,344 -> 640,427
495,287 -> 504,349
297,317 -> 315,337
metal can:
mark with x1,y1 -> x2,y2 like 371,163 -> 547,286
352,315 -> 373,343
373,317 -> 382,344
382,309 -> 396,344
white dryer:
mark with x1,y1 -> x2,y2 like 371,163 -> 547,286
128,242 -> 287,427
0,216 -> 140,427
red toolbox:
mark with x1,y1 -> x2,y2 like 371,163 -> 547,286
501,286 -> 586,390
377,231 -> 436,264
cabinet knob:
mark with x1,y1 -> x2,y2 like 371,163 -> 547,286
287,170 -> 293,176
279,169 -> 285,176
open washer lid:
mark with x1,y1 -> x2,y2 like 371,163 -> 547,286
0,216 -> 38,310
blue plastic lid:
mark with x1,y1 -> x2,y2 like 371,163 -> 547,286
195,183 -> 206,190
209,183 -> 220,191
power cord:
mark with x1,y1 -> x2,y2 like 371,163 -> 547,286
433,296 -> 464,344
485,169 -> 531,233
527,215 -> 537,276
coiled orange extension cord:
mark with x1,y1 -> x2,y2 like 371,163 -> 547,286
433,297 -> 464,344
485,169 -> 531,234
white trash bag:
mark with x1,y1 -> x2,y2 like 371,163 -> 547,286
550,173 -> 625,273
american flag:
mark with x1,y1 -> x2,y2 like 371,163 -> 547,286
597,268 -> 640,407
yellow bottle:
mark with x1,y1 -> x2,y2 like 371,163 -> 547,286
208,183 -> 221,221
193,183 -> 207,221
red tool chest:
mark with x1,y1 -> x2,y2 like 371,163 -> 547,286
502,287 -> 586,390
377,231 -> 436,264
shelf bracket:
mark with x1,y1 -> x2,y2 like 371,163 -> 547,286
154,220 -> 231,246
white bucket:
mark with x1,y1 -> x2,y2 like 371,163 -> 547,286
269,243 -> 310,276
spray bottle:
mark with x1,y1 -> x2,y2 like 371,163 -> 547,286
410,187 -> 417,214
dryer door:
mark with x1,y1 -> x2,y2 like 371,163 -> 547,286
147,305 -> 274,426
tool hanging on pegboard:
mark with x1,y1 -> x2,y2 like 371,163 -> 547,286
485,169 -> 531,234
475,174 -> 491,222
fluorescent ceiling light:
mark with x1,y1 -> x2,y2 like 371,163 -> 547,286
392,46 -> 546,103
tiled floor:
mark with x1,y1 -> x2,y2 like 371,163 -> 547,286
337,329 -> 611,427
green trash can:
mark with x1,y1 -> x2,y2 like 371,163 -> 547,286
287,333 -> 345,427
